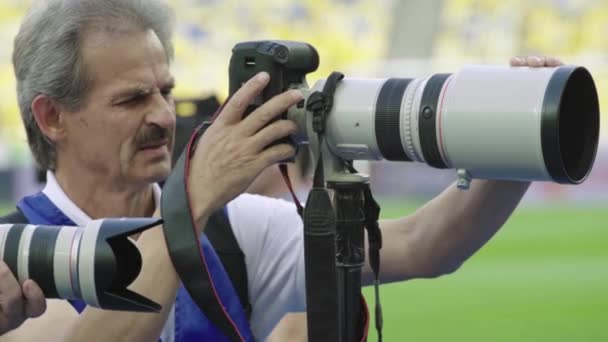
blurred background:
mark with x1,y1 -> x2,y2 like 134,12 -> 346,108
0,0 -> 606,341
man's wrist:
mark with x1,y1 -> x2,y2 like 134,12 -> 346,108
188,193 -> 214,234
479,179 -> 532,188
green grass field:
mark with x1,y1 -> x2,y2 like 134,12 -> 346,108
363,201 -> 608,342
1,200 -> 605,341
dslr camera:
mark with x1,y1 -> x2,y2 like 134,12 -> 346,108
229,40 -> 600,186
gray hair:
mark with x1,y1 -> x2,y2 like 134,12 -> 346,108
13,0 -> 175,171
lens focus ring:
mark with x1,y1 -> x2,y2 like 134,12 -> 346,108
401,78 -> 425,162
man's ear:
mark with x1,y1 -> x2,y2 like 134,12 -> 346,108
31,94 -> 66,143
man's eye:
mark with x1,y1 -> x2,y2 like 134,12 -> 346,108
161,88 -> 173,98
120,95 -> 145,106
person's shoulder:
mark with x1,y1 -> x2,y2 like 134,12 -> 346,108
226,193 -> 302,235
0,208 -> 27,224
229,193 -> 299,215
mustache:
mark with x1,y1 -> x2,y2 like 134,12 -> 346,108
135,124 -> 172,148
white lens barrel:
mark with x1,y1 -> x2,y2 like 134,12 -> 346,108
79,219 -> 103,308
438,65 -> 599,183
439,66 -> 552,180
309,64 -> 599,184
54,226 -> 80,299
0,223 -> 83,299
16,225 -> 36,283
0,218 -> 160,311
312,78 -> 388,161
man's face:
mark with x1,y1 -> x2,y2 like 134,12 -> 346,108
60,28 -> 176,187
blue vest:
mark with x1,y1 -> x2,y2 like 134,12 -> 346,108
16,191 -> 254,341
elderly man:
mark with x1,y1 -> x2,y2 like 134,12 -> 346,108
0,0 -> 561,340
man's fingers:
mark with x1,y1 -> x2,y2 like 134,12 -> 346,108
0,315 -> 13,335
249,119 -> 298,151
510,56 -> 526,67
215,72 -> 270,125
0,262 -> 24,320
239,89 -> 304,136
22,280 -> 46,318
526,56 -> 546,67
0,262 -> 20,297
257,143 -> 297,166
510,55 -> 563,67
545,56 -> 563,67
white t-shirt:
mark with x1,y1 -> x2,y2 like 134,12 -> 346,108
42,172 -> 306,341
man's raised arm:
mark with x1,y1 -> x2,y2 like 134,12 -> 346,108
365,56 -> 563,285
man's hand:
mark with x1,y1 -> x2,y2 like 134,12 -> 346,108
0,261 -> 46,335
187,72 -> 302,225
510,55 -> 563,67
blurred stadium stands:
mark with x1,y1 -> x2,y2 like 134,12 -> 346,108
0,0 -> 605,203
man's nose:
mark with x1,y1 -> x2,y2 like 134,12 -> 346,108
146,93 -> 176,129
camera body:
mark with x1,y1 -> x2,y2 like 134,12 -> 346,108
229,40 -> 319,107
228,41 -> 322,157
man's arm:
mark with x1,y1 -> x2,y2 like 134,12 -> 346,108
66,222 -> 184,341
365,180 -> 529,284
364,56 -> 563,285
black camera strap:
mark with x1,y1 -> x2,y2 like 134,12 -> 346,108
278,163 -> 304,216
302,71 -> 343,342
299,72 -> 381,342
161,122 -> 250,341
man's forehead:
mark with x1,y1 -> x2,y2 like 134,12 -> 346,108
80,28 -> 172,92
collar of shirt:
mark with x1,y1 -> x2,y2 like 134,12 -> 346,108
41,170 -> 161,226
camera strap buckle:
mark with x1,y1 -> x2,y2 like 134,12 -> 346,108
307,72 -> 344,135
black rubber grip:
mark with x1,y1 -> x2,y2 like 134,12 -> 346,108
29,226 -> 60,298
418,73 -> 451,169
4,225 -> 26,279
375,78 -> 413,161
